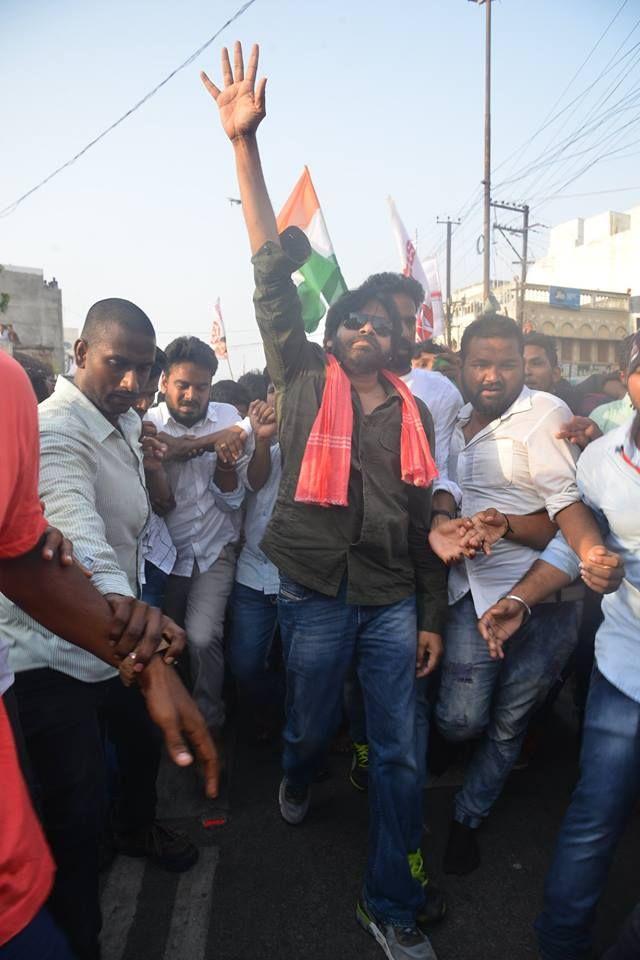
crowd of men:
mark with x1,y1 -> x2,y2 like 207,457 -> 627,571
1,41 -> 639,960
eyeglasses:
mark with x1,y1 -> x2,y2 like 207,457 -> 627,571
342,313 -> 394,337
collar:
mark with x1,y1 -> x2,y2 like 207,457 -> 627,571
621,415 -> 640,466
158,400 -> 219,431
51,376 -> 136,443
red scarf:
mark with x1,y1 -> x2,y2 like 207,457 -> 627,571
295,354 -> 439,507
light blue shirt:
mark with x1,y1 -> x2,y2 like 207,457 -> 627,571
541,417 -> 640,703
235,442 -> 281,595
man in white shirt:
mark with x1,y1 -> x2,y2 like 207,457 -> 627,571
431,313 -> 606,877
144,337 -> 246,736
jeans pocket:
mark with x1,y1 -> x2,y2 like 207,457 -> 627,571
278,575 -> 311,603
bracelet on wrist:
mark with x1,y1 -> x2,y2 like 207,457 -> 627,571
502,593 -> 531,622
432,509 -> 455,521
501,512 -> 513,537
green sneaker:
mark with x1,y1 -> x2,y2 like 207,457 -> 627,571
356,898 -> 438,960
349,741 -> 369,791
409,849 -> 447,929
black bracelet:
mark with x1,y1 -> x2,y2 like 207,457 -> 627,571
432,509 -> 455,521
501,512 -> 513,536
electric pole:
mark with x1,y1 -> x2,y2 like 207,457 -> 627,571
472,0 -> 493,301
437,217 -> 461,346
491,201 -> 532,325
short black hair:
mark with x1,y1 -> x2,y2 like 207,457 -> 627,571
619,332 -> 637,371
324,288 -> 401,349
460,314 -> 524,360
14,351 -> 54,403
210,379 -> 250,409
237,369 -> 269,402
523,331 -> 558,369
163,336 -> 218,377
139,348 -> 166,396
81,298 -> 155,345
413,340 -> 446,358
358,272 -> 424,311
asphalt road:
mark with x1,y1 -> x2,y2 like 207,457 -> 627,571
99,692 -> 640,960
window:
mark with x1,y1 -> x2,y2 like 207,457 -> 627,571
579,340 -> 592,362
597,341 -> 610,363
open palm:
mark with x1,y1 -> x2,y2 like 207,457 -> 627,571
201,42 -> 266,141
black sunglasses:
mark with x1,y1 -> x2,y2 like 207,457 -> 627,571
342,313 -> 395,337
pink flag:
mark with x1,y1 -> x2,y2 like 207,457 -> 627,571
210,298 -> 229,360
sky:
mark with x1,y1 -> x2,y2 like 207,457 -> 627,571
2,0 -> 640,374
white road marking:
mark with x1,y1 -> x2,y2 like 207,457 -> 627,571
162,846 -> 220,960
100,856 -> 146,960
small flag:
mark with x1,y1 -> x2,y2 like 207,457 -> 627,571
210,298 -> 228,360
387,197 -> 445,340
422,257 -> 446,339
277,167 -> 348,333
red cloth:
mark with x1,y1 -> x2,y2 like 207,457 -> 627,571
0,698 -> 55,945
0,352 -> 47,558
295,354 -> 438,507
0,351 -> 54,945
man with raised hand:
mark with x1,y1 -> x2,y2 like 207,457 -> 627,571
202,42 -> 447,960
0,349 -> 218,960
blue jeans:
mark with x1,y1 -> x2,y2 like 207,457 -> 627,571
535,670 -> 640,960
140,560 -> 169,608
0,907 -> 76,960
436,593 -> 578,828
277,576 -> 423,926
228,581 -> 282,710
347,672 -> 432,794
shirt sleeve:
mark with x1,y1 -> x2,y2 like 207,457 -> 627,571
525,402 -> 581,520
409,401 -> 449,632
0,358 -> 47,558
431,384 -> 463,505
252,232 -> 325,392
539,531 -> 581,580
39,424 -> 133,597
209,477 -> 246,512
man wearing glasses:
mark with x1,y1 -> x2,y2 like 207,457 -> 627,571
201,42 -> 447,960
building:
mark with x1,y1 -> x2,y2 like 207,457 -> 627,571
449,278 -> 632,378
0,265 -> 64,372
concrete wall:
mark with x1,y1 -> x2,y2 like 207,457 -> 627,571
529,205 -> 640,297
0,265 -> 64,372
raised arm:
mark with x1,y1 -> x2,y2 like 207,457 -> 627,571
201,43 -> 277,254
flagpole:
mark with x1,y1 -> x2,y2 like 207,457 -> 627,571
482,0 -> 492,301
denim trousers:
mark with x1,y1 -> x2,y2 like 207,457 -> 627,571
535,670 -> 640,960
140,559 -> 169,608
0,907 -> 76,960
277,576 -> 423,925
436,592 -> 578,828
228,581 -> 282,710
347,671 -> 432,795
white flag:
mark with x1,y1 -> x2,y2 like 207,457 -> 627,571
387,197 -> 444,340
422,257 -> 445,339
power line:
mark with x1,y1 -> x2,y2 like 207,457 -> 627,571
0,0 -> 258,218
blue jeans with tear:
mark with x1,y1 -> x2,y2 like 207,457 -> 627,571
436,592 -> 577,828
277,575 -> 423,926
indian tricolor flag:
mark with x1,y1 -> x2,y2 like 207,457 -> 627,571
277,167 -> 348,333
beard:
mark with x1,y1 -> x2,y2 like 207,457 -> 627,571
332,335 -> 386,375
464,381 -> 522,419
166,400 -> 207,426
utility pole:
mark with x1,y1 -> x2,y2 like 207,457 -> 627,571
437,217 -> 461,346
491,200 -> 532,325
478,0 -> 492,302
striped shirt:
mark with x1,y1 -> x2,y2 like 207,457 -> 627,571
0,376 -> 150,683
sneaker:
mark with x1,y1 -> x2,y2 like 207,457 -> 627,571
114,822 -> 199,873
350,741 -> 369,791
278,777 -> 310,825
356,899 -> 438,960
408,849 -> 446,928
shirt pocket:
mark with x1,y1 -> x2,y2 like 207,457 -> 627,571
466,436 -> 514,488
